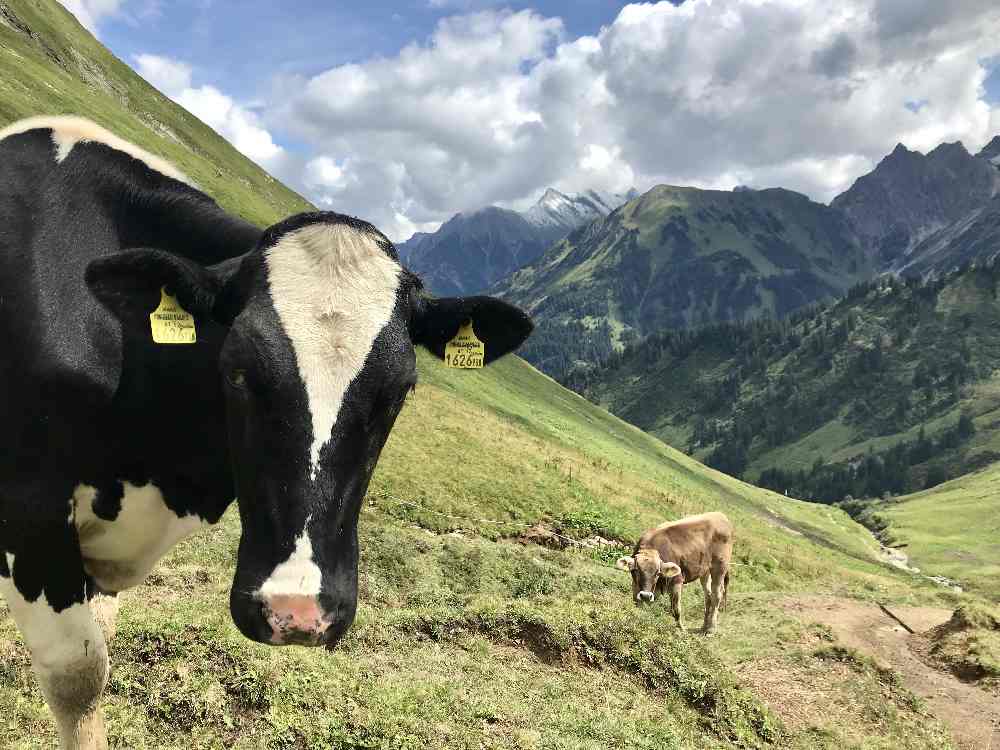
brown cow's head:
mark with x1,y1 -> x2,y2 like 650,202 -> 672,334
615,549 -> 681,605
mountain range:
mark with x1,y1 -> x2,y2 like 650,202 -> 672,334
832,140 -> 1000,269
494,184 -> 874,378
397,188 -> 636,296
490,134 -> 1000,383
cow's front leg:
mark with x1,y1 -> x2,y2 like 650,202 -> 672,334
668,578 -> 684,631
1,554 -> 110,749
87,580 -> 120,644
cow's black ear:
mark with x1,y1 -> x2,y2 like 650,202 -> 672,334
409,292 -> 533,365
85,248 -> 223,335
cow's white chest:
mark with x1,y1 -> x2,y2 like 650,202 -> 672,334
73,482 -> 208,592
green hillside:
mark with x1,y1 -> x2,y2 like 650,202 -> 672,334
0,0 -> 313,227
0,351 -> 967,749
878,463 -> 1000,601
583,267 -> 1000,504
495,185 -> 873,382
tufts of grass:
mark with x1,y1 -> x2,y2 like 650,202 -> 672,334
925,602 -> 1000,683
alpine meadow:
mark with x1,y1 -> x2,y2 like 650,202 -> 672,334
2,1 -> 1000,750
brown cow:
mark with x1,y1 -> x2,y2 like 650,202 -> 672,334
615,511 -> 733,633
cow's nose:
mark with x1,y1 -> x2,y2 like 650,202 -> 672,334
261,594 -> 331,644
637,590 -> 655,604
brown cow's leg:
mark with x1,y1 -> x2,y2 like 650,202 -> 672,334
668,579 -> 684,630
700,574 -> 712,633
705,566 -> 726,634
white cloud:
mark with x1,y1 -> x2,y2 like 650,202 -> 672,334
176,86 -> 284,166
57,0 -> 123,34
126,3 -> 1000,242
134,53 -> 287,171
134,54 -> 192,94
262,1 -> 999,241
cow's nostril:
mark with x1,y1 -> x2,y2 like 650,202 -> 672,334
637,591 -> 655,603
262,594 -> 330,644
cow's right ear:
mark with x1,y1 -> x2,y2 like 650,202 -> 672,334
86,248 -> 225,335
615,556 -> 635,572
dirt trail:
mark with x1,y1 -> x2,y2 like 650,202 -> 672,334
782,595 -> 1000,750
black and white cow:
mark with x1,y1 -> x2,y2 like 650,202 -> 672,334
0,116 -> 533,749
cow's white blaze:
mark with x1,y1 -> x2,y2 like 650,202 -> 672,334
264,222 -> 402,477
256,516 -> 322,599
0,115 -> 191,183
74,481 -> 208,592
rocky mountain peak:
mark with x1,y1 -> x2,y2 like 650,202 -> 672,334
832,138 -> 1000,264
978,135 -> 1000,166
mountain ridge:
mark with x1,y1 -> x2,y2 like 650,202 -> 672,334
495,182 -> 873,380
398,186 -> 635,295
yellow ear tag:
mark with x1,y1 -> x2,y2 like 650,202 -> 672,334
149,287 -> 197,344
444,319 -> 485,369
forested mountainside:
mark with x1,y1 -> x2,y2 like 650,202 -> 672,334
582,264 -> 1000,503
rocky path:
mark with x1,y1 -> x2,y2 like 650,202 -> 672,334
781,595 -> 999,750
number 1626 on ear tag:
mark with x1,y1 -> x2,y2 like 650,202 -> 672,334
445,321 -> 485,368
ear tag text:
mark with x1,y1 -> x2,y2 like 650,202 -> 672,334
444,320 -> 484,369
150,287 -> 197,344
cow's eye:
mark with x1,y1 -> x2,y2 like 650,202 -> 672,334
227,369 -> 248,389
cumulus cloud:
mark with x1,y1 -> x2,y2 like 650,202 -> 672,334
134,54 -> 287,172
261,1 -> 1000,241
57,0 -> 123,34
133,53 -> 192,94
126,2 -> 1000,241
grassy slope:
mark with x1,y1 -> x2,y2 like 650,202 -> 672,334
0,0 -> 313,227
1,353 -> 962,749
880,463 -> 1000,600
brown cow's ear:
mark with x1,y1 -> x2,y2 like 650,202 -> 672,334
659,562 -> 682,578
615,556 -> 635,572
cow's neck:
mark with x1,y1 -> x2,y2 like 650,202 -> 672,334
109,186 -> 263,265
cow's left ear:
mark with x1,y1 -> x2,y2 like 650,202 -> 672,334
86,248 -> 225,336
409,292 -> 533,365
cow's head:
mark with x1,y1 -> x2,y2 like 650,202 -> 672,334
615,550 -> 681,605
86,212 -> 532,647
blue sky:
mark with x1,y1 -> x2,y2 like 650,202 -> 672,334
62,0 -> 1000,240
98,1 -> 648,101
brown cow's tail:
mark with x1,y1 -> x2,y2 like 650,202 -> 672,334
722,570 -> 730,611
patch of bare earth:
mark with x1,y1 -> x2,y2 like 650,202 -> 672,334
737,656 -> 871,742
779,595 -> 1000,750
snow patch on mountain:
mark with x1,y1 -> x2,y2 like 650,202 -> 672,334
522,187 -> 638,231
